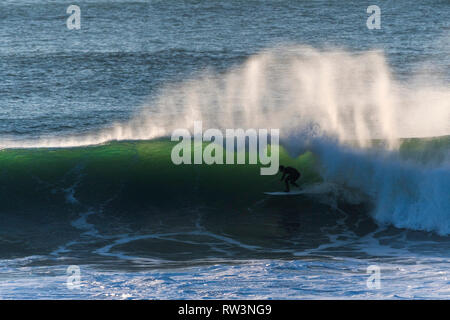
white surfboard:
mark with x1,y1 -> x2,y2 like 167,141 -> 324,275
264,190 -> 304,196
264,183 -> 337,196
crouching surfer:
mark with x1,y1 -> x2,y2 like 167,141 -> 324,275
279,165 -> 301,192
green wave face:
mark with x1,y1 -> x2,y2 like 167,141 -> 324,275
398,136 -> 450,165
0,140 -> 320,213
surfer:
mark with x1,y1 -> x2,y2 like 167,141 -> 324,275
279,165 -> 301,192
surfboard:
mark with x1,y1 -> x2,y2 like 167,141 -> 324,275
264,190 -> 304,196
264,183 -> 336,196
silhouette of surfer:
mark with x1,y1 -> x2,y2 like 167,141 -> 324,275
279,165 -> 301,192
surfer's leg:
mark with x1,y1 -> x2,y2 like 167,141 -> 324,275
290,173 -> 300,188
284,179 -> 290,192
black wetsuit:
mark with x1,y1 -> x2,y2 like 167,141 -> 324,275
281,167 -> 301,192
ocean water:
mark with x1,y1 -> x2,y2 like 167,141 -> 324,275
0,0 -> 449,299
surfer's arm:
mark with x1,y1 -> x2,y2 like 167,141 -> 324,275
280,172 -> 286,181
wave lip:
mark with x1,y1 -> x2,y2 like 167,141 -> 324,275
2,45 -> 450,150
